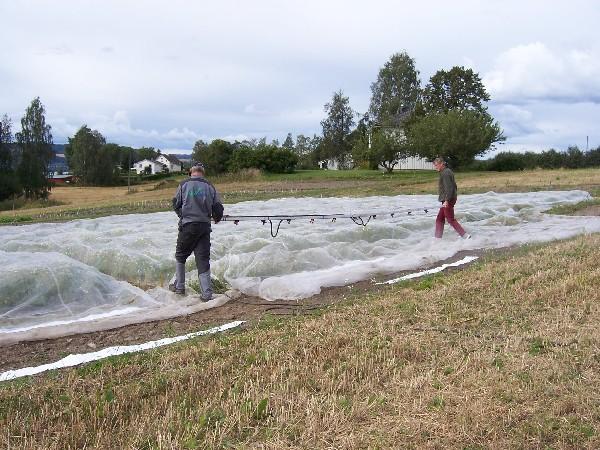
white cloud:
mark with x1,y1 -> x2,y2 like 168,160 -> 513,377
1,1 -> 600,151
484,43 -> 600,104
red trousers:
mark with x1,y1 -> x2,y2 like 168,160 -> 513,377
435,198 -> 465,238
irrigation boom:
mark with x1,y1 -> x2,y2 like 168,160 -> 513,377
221,206 -> 439,237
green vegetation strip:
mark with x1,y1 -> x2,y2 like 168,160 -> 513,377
1,234 -> 599,448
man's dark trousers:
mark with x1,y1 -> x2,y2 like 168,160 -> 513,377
175,222 -> 211,291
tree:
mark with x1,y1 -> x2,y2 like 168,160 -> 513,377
369,52 -> 421,126
282,133 -> 294,150
320,90 -> 355,168
115,145 -> 138,172
0,114 -> 21,201
564,146 -> 584,169
137,146 -> 159,161
421,66 -> 490,114
16,97 -> 53,199
585,147 -> 600,167
292,134 -> 315,169
352,127 -> 412,172
407,109 -> 504,168
192,139 -> 234,175
65,126 -> 116,185
0,114 -> 13,172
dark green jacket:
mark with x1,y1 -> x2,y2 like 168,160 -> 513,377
438,167 -> 457,202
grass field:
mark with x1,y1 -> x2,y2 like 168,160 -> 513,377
1,167 -> 599,224
1,234 -> 599,448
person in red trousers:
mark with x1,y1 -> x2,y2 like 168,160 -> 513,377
433,157 -> 470,239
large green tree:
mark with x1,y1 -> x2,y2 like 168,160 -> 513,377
421,66 -> 490,114
369,52 -> 421,126
409,66 -> 503,167
137,146 -> 160,161
0,114 -> 21,201
407,109 -> 504,168
320,90 -> 355,168
16,97 -> 53,199
65,126 -> 118,185
192,139 -> 233,175
352,116 -> 413,172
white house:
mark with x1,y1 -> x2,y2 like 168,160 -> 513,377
133,159 -> 165,175
378,156 -> 432,171
319,155 -> 431,171
156,154 -> 182,173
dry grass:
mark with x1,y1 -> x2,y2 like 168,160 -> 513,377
1,234 -> 600,448
1,168 -> 598,221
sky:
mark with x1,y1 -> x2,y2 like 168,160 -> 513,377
1,0 -> 599,155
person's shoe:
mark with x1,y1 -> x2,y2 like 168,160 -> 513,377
462,233 -> 472,239
168,283 -> 185,295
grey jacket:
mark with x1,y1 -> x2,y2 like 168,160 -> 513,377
438,167 -> 457,202
172,176 -> 224,225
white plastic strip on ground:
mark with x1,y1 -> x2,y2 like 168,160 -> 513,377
0,321 -> 245,382
2,307 -> 143,334
377,256 -> 479,285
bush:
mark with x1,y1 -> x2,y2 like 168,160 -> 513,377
254,146 -> 298,173
229,144 -> 298,174
482,147 -> 600,171
487,152 -> 527,171
0,172 -> 21,201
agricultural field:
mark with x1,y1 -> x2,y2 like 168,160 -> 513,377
1,167 -> 600,448
1,167 -> 599,224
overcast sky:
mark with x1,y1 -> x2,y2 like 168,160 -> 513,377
1,0 -> 599,154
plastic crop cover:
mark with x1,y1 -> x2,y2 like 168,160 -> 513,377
1,190 -> 599,344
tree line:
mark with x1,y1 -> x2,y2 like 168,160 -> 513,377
477,147 -> 600,171
191,52 -> 506,175
316,53 -> 505,171
0,99 -> 181,202
1,51 -> 596,200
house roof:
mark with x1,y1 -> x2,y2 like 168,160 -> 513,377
135,159 -> 160,165
161,154 -> 182,165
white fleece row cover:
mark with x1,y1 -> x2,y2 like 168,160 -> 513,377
1,190 -> 599,342
0,321 -> 245,382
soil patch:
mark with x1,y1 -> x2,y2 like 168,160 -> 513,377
576,204 -> 600,216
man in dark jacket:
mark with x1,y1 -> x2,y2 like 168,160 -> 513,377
170,162 -> 224,299
433,157 -> 470,239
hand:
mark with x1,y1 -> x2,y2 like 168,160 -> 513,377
443,201 -> 449,208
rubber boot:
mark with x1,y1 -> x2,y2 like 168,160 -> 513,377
198,270 -> 213,301
175,262 -> 186,292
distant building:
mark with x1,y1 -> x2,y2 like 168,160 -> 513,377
155,154 -> 182,173
133,155 -> 183,175
378,156 -> 431,171
133,159 -> 165,175
319,156 -> 431,170
48,173 -> 74,184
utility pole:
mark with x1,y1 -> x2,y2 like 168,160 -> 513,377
586,135 -> 589,152
127,148 -> 131,193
